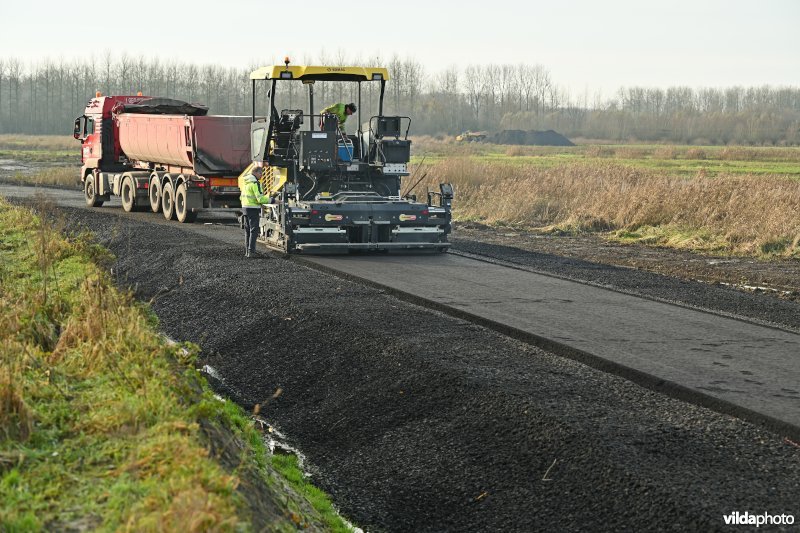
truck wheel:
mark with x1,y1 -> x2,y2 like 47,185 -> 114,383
149,177 -> 162,213
84,176 -> 104,207
162,181 -> 176,220
175,183 -> 197,223
121,178 -> 136,212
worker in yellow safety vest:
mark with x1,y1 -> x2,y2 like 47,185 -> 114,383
319,102 -> 356,132
240,165 -> 270,258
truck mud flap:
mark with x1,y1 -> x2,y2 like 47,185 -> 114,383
98,173 -> 113,196
186,188 -> 204,212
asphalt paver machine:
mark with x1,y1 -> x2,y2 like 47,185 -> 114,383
247,60 -> 453,253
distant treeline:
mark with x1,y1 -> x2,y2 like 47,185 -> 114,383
0,54 -> 798,145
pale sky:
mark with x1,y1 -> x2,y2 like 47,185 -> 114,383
1,0 -> 797,97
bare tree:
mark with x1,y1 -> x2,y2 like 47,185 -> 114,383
0,53 -> 798,143
0,58 -> 5,132
102,50 -> 113,95
464,65 -> 486,121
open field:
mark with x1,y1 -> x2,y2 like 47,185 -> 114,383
0,134 -> 77,166
0,196 -> 349,531
0,135 -> 78,188
409,140 -> 800,258
412,138 -> 800,178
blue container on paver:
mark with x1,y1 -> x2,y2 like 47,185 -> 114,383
338,142 -> 353,162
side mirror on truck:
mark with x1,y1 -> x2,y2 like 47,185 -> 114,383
73,117 -> 83,140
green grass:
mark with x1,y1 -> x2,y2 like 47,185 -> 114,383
0,196 -> 353,531
271,454 -> 352,533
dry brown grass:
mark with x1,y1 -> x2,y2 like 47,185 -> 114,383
505,146 -> 527,157
7,167 -> 80,188
613,146 -> 650,159
715,146 -> 800,162
652,146 -> 678,159
0,134 -> 75,151
410,158 -> 800,256
0,362 -> 32,441
685,148 -> 707,160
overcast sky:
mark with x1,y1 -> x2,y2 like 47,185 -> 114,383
1,0 -> 797,97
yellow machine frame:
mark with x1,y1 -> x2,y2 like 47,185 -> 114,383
249,65 -> 390,82
240,64 -> 391,196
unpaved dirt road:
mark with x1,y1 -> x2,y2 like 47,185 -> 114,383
4,184 -> 800,532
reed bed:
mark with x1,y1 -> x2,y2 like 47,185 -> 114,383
411,158 -> 800,256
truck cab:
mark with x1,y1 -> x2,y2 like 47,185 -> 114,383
74,94 -> 148,180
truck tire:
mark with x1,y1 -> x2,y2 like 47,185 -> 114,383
149,176 -> 162,213
121,178 -> 136,212
84,176 -> 104,207
175,183 -> 198,223
162,181 -> 176,220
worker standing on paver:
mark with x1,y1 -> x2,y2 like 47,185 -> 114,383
319,102 -> 356,132
239,165 -> 271,258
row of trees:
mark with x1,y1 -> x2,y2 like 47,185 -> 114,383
0,54 -> 798,145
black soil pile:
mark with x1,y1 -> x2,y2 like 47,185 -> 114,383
39,204 -> 800,533
484,129 -> 574,146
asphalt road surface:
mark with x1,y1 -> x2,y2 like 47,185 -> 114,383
4,183 -> 800,531
301,252 -> 800,435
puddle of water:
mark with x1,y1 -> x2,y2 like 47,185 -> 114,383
252,414 -> 363,532
718,281 -> 793,296
0,158 -> 28,171
200,364 -> 223,381
253,415 -> 309,468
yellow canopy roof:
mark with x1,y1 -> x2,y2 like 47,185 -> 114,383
249,65 -> 390,82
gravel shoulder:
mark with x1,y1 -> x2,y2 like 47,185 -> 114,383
16,199 -> 798,532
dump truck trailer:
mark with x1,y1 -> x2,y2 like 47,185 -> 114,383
74,95 -> 250,222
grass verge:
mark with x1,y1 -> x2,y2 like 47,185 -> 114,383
0,195 -> 351,531
271,454 -> 351,532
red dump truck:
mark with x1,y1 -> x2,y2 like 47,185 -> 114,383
74,95 -> 251,222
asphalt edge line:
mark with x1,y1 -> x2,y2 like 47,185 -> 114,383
290,254 -> 800,443
448,248 -> 800,336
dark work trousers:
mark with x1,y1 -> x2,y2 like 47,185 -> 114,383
242,207 -> 261,254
